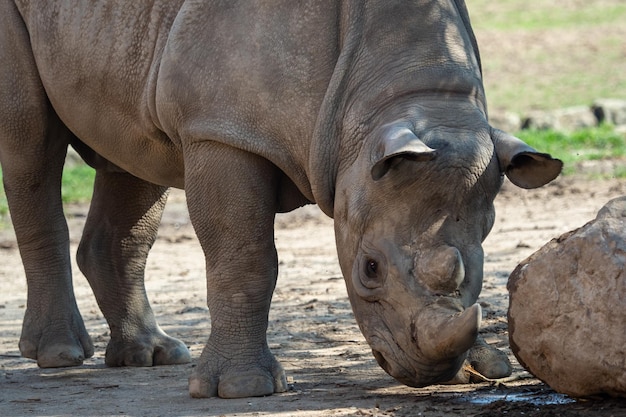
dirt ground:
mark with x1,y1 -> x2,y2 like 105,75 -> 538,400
1,165 -> 625,417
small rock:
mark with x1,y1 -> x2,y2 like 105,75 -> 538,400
507,196 -> 626,398
0,240 -> 17,250
592,98 -> 626,126
522,106 -> 598,132
175,306 -> 208,314
522,110 -> 558,131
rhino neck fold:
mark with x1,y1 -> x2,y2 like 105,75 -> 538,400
347,0 -> 485,121
309,1 -> 365,217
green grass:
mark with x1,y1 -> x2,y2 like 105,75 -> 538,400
60,164 -> 95,203
516,124 -> 626,176
0,164 -> 95,226
0,177 -> 5,223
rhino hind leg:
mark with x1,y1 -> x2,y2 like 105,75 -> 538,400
76,170 -> 190,367
1,115 -> 94,368
0,6 -> 94,366
184,142 -> 287,398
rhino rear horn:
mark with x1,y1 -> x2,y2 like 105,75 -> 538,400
492,128 -> 563,189
371,126 -> 436,180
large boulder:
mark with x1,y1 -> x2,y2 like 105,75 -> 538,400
507,196 -> 626,398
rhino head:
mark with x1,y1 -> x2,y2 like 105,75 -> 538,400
331,103 -> 562,386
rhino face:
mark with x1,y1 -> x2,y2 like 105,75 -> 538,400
333,115 -> 561,386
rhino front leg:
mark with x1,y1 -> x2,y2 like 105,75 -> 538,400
76,169 -> 190,367
466,334 -> 512,379
447,334 -> 512,383
456,260 -> 512,382
184,142 -> 287,398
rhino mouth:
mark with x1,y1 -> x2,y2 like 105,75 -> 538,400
367,320 -> 456,387
369,332 -> 415,385
371,348 -> 425,386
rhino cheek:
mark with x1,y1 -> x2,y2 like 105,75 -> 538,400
355,310 -> 437,386
371,349 -> 425,387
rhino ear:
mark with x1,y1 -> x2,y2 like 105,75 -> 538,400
492,128 -> 563,189
371,126 -> 436,180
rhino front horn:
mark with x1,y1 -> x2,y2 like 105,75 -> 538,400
416,302 -> 481,361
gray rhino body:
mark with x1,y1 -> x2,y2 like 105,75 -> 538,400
0,0 -> 561,398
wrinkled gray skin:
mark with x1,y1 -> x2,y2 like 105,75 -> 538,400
0,0 -> 562,398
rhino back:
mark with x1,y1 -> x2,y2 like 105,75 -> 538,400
14,0 -> 186,186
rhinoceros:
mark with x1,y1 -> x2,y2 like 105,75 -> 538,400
0,0 -> 562,399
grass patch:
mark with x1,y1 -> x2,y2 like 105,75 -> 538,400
0,164 -> 95,226
470,0 -> 626,113
60,164 -> 96,204
471,1 -> 626,31
516,124 -> 626,176
0,175 -> 6,223
480,32 -> 626,113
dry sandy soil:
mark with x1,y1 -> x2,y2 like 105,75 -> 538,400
1,167 -> 625,417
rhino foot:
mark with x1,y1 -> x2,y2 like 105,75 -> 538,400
446,335 -> 512,384
466,336 -> 512,380
20,340 -> 92,368
19,306 -> 94,368
105,329 -> 191,367
188,345 -> 287,398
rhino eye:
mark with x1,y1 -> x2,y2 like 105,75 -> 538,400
365,258 -> 379,278
353,254 -> 385,299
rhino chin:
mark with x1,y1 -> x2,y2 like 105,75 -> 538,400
371,348 -> 465,387
371,349 -> 425,387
